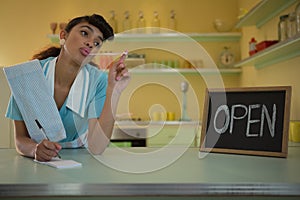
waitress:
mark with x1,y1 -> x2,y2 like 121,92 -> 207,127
5,14 -> 130,161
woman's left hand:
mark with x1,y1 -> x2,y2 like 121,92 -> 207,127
107,52 -> 130,94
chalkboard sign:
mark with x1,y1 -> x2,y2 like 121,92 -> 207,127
200,86 -> 291,158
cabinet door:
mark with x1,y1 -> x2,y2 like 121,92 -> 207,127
147,124 -> 199,147
0,68 -> 11,148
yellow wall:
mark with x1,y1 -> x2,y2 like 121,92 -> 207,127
0,0 -> 239,66
0,0 -> 240,121
1,0 -> 299,147
2,0 -> 299,121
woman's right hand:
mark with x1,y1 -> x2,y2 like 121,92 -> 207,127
107,52 -> 130,94
34,139 -> 62,161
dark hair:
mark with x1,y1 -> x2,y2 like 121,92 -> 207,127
32,14 -> 114,60
66,14 -> 114,41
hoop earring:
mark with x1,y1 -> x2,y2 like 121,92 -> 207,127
59,39 -> 65,46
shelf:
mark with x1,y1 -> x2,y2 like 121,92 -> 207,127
48,32 -> 242,44
235,0 -> 298,28
113,32 -> 241,42
115,120 -> 200,127
234,34 -> 300,69
128,68 -> 241,75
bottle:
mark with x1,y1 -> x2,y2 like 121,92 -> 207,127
295,2 -> 300,34
168,10 -> 177,31
278,14 -> 289,41
248,38 -> 257,56
122,11 -> 132,32
108,10 -> 118,33
137,11 -> 146,33
151,11 -> 160,33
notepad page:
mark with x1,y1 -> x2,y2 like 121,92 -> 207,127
3,59 -> 66,143
34,158 -> 82,169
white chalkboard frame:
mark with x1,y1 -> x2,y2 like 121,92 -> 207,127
200,86 -> 292,158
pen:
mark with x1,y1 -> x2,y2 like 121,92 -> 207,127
89,51 -> 128,56
89,52 -> 123,56
35,119 -> 62,159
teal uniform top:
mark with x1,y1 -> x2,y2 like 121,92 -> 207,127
6,57 -> 108,148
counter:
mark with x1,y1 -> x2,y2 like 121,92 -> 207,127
1,144 -> 300,199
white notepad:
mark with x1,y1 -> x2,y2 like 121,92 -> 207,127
34,157 -> 82,169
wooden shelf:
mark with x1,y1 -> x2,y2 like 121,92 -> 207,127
48,32 -> 242,44
234,34 -> 300,69
113,32 -> 241,42
235,0 -> 298,28
128,68 -> 241,75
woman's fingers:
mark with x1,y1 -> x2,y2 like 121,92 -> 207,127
35,140 -> 61,161
115,63 -> 129,81
110,51 -> 128,81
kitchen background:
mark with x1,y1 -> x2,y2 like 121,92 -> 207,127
1,0 -> 300,148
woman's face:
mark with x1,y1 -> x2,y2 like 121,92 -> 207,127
62,22 -> 104,66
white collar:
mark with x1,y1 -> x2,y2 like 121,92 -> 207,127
44,57 -> 89,118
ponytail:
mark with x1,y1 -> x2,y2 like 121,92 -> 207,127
31,46 -> 61,60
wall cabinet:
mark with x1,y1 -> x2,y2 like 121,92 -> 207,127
147,121 -> 200,147
111,121 -> 200,147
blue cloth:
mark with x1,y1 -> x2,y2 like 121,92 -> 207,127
5,57 -> 108,147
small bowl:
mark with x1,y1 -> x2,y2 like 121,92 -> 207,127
213,19 -> 233,32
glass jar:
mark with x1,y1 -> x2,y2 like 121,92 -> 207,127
278,14 -> 289,41
122,11 -> 132,32
137,11 -> 146,33
295,2 -> 300,34
151,11 -> 160,33
168,10 -> 177,30
287,12 -> 297,38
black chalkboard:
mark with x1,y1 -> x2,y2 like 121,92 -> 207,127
200,86 -> 291,158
